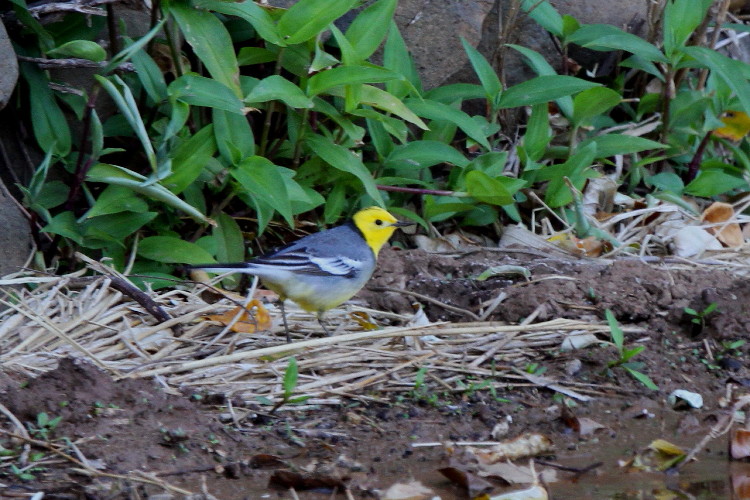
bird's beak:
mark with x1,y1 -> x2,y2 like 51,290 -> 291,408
393,220 -> 415,228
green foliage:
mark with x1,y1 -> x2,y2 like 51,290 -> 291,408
10,0 -> 750,282
604,310 -> 658,390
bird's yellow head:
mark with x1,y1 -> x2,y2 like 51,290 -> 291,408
352,206 -> 412,256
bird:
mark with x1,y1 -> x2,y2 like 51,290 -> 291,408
187,206 -> 413,342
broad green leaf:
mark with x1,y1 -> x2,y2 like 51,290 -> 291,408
567,24 -> 667,63
498,75 -> 599,109
383,21 -> 422,99
9,0 -> 54,51
213,109 -> 254,165
579,134 -> 665,158
307,66 -> 401,96
647,172 -> 684,193
663,0 -> 712,57
605,309 -> 623,350
541,142 -> 599,207
361,86 -> 428,130
465,171 -> 525,206
345,0 -> 397,60
42,211 -> 84,244
306,134 -> 384,205
170,2 -> 241,97
214,212 -> 245,263
329,23 -> 357,66
194,0 -> 284,45
139,236 -> 216,264
47,40 -> 105,61
85,212 -> 157,246
572,87 -> 621,127
21,63 -> 71,156
461,37 -> 501,104
350,108 -> 407,143
384,141 -> 469,169
231,157 -> 294,227
246,75 -> 314,108
310,41 -> 340,73
507,44 -> 573,117
238,47 -> 277,66
405,98 -> 489,148
85,185 -> 148,218
313,97 -> 366,143
277,0 -> 358,45
683,46 -> 750,117
524,103 -> 551,162
87,163 -> 213,224
130,45 -> 168,103
468,151 -> 508,177
685,169 -> 747,197
169,74 -> 245,114
520,0 -> 563,37
166,125 -> 217,194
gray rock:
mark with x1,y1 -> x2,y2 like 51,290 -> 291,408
0,181 -> 33,277
0,19 -> 19,111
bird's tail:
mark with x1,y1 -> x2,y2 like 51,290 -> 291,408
184,262 -> 257,274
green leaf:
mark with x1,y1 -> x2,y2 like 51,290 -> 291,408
647,172 -> 684,193
96,75 -> 156,172
169,74 -> 245,114
685,169 -> 747,197
605,309 -> 624,352
624,367 -> 659,390
139,236 -> 216,264
579,134 -> 665,159
307,65 -> 401,96
405,98 -> 489,148
383,21 -> 421,99
572,87 -> 621,127
663,0 -> 712,57
214,212 -> 245,264
306,134 -> 384,205
541,142 -> 598,207
465,171 -> 525,206
20,63 -> 71,156
238,47 -> 277,66
461,37 -> 500,104
213,109 -> 254,165
506,44 -> 573,117
85,212 -> 157,246
85,185 -> 148,218
194,0 -> 284,45
88,163 -> 213,224
104,18 -> 166,73
567,24 -> 667,63
130,45 -> 168,103
523,103 -> 551,162
246,75 -> 314,108
498,75 -> 599,109
166,125 -> 217,194
231,157 -> 294,227
42,211 -> 83,244
169,2 -> 241,97
47,40 -> 105,62
277,0 -> 358,45
384,141 -> 469,169
345,0 -> 397,60
424,83 -> 485,104
361,86 -> 428,130
283,357 -> 299,396
682,47 -> 750,117
520,0 -> 563,37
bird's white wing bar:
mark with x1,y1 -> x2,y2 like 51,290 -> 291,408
308,255 -> 363,277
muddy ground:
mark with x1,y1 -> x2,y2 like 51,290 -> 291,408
1,248 -> 749,499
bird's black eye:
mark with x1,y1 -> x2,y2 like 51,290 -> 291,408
375,219 -> 383,226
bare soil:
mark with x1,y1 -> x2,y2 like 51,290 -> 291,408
1,249 -> 748,499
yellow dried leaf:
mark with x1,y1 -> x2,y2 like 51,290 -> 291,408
701,201 -> 745,248
350,311 -> 380,331
714,110 -> 750,141
203,300 -> 272,333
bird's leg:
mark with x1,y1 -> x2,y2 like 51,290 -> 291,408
279,299 -> 291,343
317,312 -> 331,336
